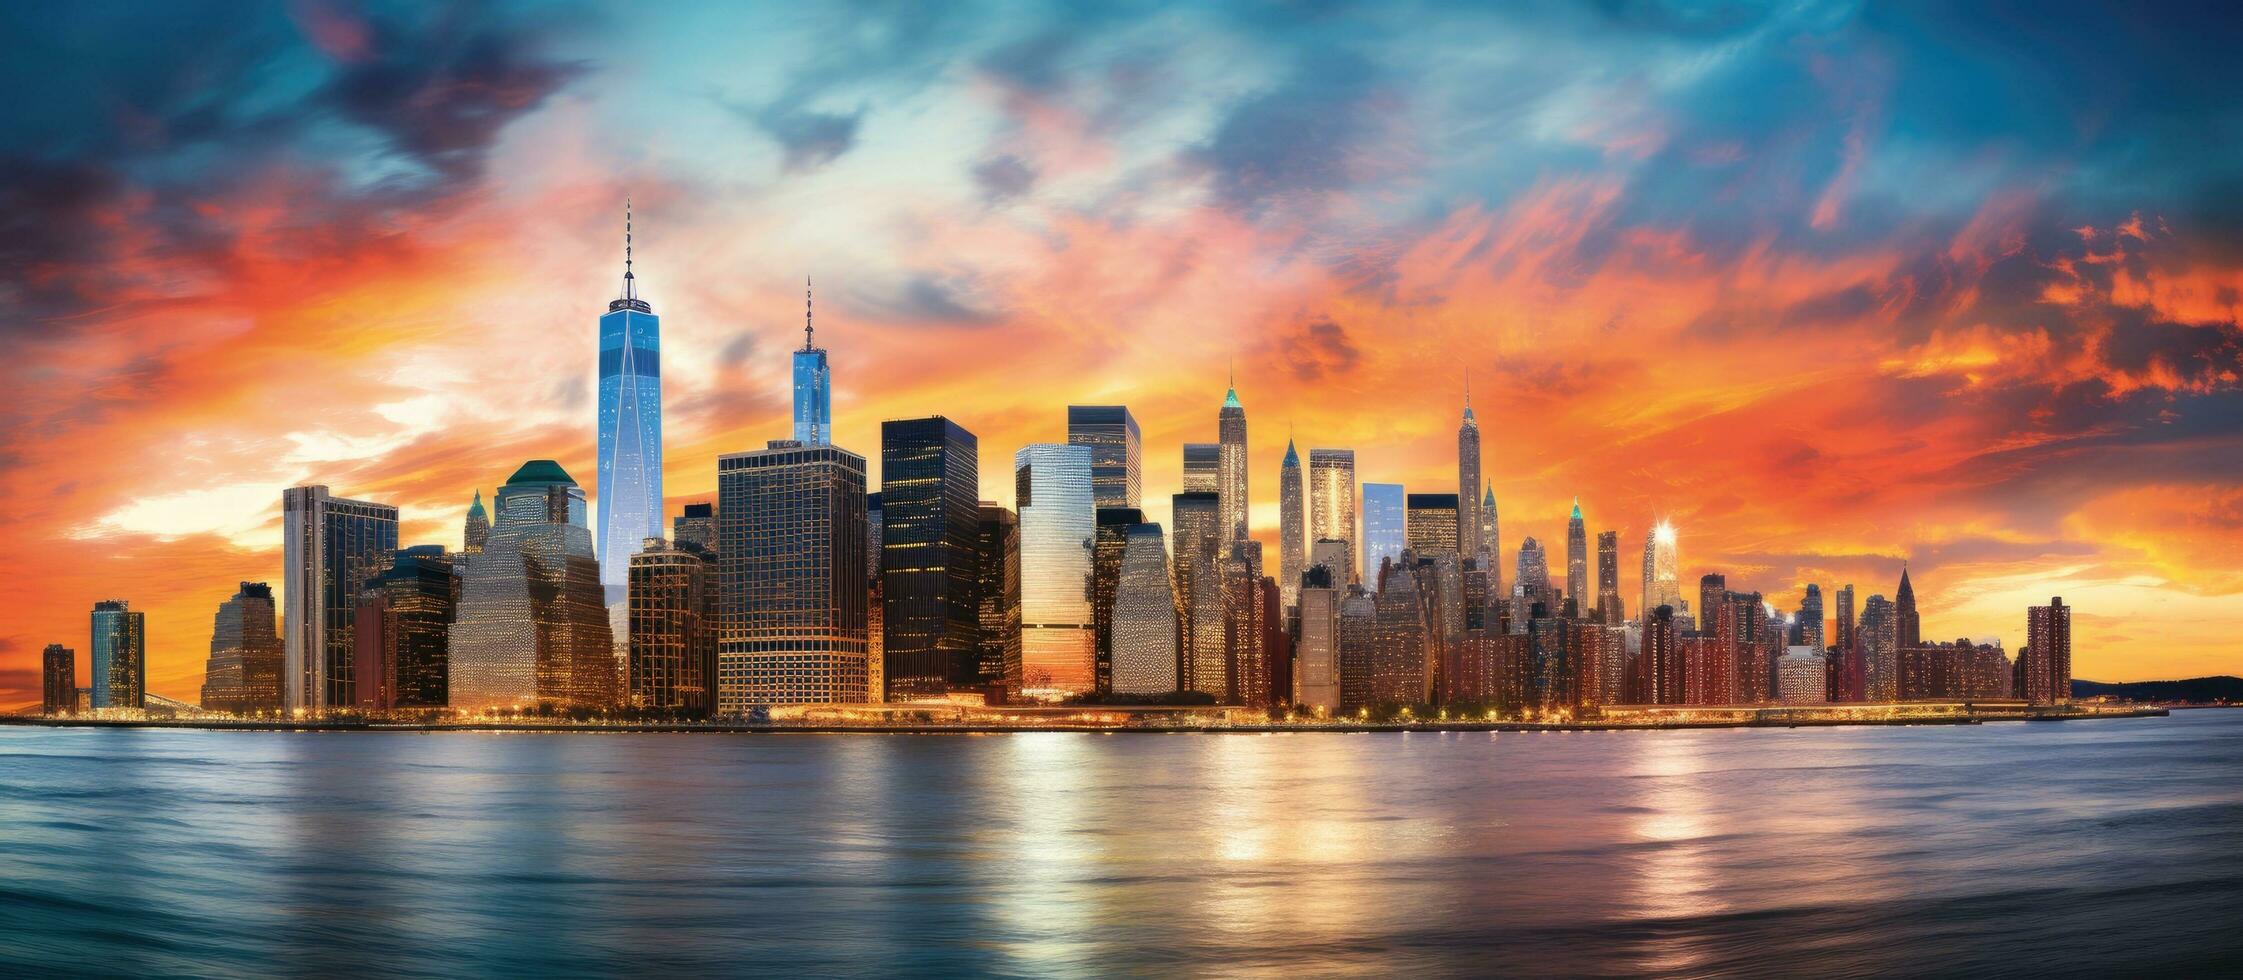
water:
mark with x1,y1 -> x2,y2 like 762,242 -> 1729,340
3,712 -> 2240,978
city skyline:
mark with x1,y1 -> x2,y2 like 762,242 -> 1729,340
7,3 -> 2243,705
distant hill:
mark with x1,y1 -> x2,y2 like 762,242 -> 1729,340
2074,676 -> 2243,703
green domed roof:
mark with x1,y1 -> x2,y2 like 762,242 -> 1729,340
505,459 -> 576,487
466,489 -> 488,518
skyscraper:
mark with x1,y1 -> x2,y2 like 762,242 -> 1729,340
1482,484 -> 1501,601
1309,450 -> 1358,583
1699,574 -> 1727,638
793,278 -> 832,446
1798,584 -> 1825,650
1640,520 -> 1681,623
718,440 -> 869,709
975,502 -> 1023,699
629,537 -> 715,715
1171,491 -> 1226,698
673,502 -> 716,554
1310,538 -> 1353,596
1295,566 -> 1340,713
451,461 -> 615,712
1091,507 -> 1147,695
42,644 -> 75,715
1895,564 -> 1922,650
881,417 -> 981,699
360,547 -> 457,710
281,485 -> 399,712
89,600 -> 144,710
1458,379 -> 1481,558
1405,493 -> 1460,556
1565,500 -> 1587,616
2025,597 -> 2072,705
199,582 -> 281,714
1109,522 -> 1178,696
1514,537 -> 1554,614
1641,604 -> 1682,705
1596,530 -> 1622,624
1361,483 -> 1407,584
1368,559 -> 1430,706
1182,443 -> 1220,492
1278,438 -> 1305,609
1219,379 -> 1249,543
1832,583 -> 1859,702
1067,405 -> 1142,509
596,202 -> 665,606
1013,444 -> 1096,697
1861,594 -> 1898,701
464,490 -> 489,553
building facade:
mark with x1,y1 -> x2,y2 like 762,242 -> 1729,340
1014,444 -> 1096,697
881,417 -> 982,699
1067,405 -> 1142,510
629,538 -> 715,715
2024,597 -> 2072,705
1458,391 -> 1481,558
90,600 -> 145,710
1109,523 -> 1178,696
1405,493 -> 1460,557
975,503 -> 1023,699
281,485 -> 399,712
43,644 -> 76,715
200,582 -> 282,714
450,461 -> 614,712
596,204 -> 665,605
1278,439 -> 1305,609
1361,483 -> 1407,585
1309,450 -> 1357,584
1171,491 -> 1226,699
1218,384 -> 1248,543
717,441 -> 869,709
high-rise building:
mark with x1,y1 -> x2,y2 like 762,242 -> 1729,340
629,538 -> 715,715
464,491 -> 489,553
1218,380 -> 1248,543
1361,483 -> 1407,584
793,278 -> 832,445
43,644 -> 76,716
673,503 -> 716,554
1309,450 -> 1358,583
1405,493 -> 1460,557
1179,443 -> 1217,493
1067,405 -> 1141,510
1458,381 -> 1482,558
1514,537 -> 1554,615
1109,522 -> 1178,696
1172,491 -> 1226,698
451,461 -> 614,712
1014,444 -> 1096,698
974,502 -> 1022,698
1295,566 -> 1340,713
1698,574 -> 1726,639
1091,507 -> 1147,695
596,202 -> 665,605
2024,597 -> 2072,706
1278,438 -> 1306,609
1639,604 -> 1683,705
281,485 -> 399,712
1368,560 -> 1430,707
1861,594 -> 1898,701
200,582 -> 282,714
867,493 -> 883,580
355,547 -> 457,711
1223,547 -> 1269,705
1309,538 -> 1353,597
718,440 -> 869,709
1595,530 -> 1623,624
1527,602 -> 1575,710
89,600 -> 145,710
1482,485 -> 1501,601
881,417 -> 981,699
1895,565 -> 1922,650
1558,503 -> 1585,619
1833,584 -> 1859,701
1640,520 -> 1681,624
1798,584 -> 1825,650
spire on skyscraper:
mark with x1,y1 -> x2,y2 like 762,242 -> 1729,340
1463,368 -> 1475,421
1571,497 -> 1581,521
622,197 -> 635,301
803,275 -> 815,351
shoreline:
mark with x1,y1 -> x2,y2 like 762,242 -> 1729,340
0,705 -> 2170,735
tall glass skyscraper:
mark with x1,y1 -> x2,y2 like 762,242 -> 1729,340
89,600 -> 144,710
1405,493 -> 1459,556
1309,449 -> 1357,583
1640,520 -> 1682,623
1013,444 -> 1095,697
1565,500 -> 1587,616
1458,380 -> 1481,558
1181,443 -> 1220,492
1109,522 -> 1178,695
1361,483 -> 1407,585
1218,382 -> 1248,543
596,202 -> 664,605
1171,491 -> 1226,698
282,485 -> 399,712
880,417 -> 981,700
793,278 -> 832,446
1067,405 -> 1141,509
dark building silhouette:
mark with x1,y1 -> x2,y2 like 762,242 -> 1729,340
975,502 -> 1022,700
630,538 -> 715,715
43,645 -> 75,715
354,547 -> 458,711
881,417 -> 982,700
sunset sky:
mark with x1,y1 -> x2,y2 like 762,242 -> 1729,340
4,1 -> 2240,704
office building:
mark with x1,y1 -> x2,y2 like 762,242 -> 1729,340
673,503 -> 716,554
1068,405 -> 1142,510
1832,583 -> 1859,701
1361,483 -> 1406,585
1798,584 -> 1825,650
975,502 -> 1022,698
1278,438 -> 1305,609
881,417 -> 982,699
1172,491 -> 1226,698
1405,493 -> 1460,557
1368,560 -> 1430,707
596,202 -> 665,605
451,461 -> 615,712
717,440 -> 869,709
1109,523 -> 1178,695
1777,646 -> 1827,704
353,546 -> 457,711
1218,381 -> 1248,543
1295,566 -> 1340,712
1481,484 -> 1501,601
1861,594 -> 1898,702
1014,444 -> 1096,697
282,485 -> 399,712
1310,538 -> 1353,598
1091,507 -> 1147,695
1182,443 -> 1220,492
199,582 -> 283,714
89,600 -> 145,710
1458,382 -> 1481,557
1596,530 -> 1622,624
1309,449 -> 1357,583
43,644 -> 76,716
1565,501 -> 1587,615
2024,597 -> 2072,705
629,538 -> 715,715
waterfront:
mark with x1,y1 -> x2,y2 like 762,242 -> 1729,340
3,712 -> 2239,977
